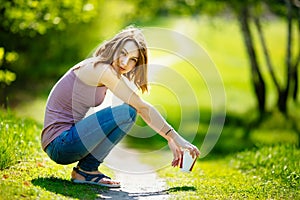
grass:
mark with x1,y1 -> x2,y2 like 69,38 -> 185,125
2,16 -> 299,199
0,158 -> 108,199
0,111 -> 40,170
0,111 -> 113,199
158,145 -> 299,199
1,112 -> 299,199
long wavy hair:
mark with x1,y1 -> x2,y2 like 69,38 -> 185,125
93,27 -> 148,93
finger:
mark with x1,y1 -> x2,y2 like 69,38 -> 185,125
172,160 -> 176,167
188,145 -> 200,158
194,148 -> 200,158
171,154 -> 179,166
196,149 -> 200,157
174,150 -> 183,167
172,158 -> 179,167
189,148 -> 199,159
174,152 -> 182,166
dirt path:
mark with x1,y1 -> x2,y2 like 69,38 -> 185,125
90,55 -> 179,199
99,143 -> 170,199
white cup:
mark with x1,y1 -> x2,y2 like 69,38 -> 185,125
179,150 -> 197,172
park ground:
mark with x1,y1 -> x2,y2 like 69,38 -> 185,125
1,17 -> 300,199
0,112 -> 299,199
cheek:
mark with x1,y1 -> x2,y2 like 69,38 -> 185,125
128,62 -> 137,70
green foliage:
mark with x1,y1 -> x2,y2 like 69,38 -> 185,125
129,0 -> 228,22
0,111 -> 41,169
0,0 -> 99,37
0,69 -> 16,85
129,0 -> 290,22
0,0 -> 103,95
1,0 -> 135,100
0,47 -> 17,85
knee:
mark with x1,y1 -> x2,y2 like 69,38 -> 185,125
125,104 -> 137,122
114,104 -> 137,123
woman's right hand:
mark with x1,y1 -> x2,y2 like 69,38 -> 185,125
168,139 -> 182,167
168,136 -> 200,167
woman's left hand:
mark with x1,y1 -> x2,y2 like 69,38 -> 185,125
168,137 -> 200,167
180,141 -> 200,159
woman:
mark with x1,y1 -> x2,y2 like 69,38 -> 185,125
42,26 -> 200,188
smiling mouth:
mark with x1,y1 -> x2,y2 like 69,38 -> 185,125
119,66 -> 126,71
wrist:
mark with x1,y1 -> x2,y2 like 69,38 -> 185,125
166,129 -> 177,142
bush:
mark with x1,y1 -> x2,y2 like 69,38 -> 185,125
0,111 -> 41,169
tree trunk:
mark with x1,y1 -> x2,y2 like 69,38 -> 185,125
278,90 -> 288,113
0,83 -> 8,109
238,6 -> 266,116
293,65 -> 298,100
292,5 -> 300,101
279,0 -> 294,114
254,16 -> 281,93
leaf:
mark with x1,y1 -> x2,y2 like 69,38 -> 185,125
37,162 -> 45,167
2,174 -> 9,180
23,181 -> 31,186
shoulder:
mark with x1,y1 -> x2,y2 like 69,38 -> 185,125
94,62 -> 118,77
72,60 -> 118,87
94,62 -> 111,71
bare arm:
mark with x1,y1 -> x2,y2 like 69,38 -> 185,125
99,65 -> 172,138
74,60 -> 200,165
96,64 -> 200,165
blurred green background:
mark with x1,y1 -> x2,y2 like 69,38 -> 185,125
1,1 -> 299,199
1,0 -> 299,154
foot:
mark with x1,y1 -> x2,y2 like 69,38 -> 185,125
71,167 -> 120,187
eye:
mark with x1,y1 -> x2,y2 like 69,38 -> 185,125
120,50 -> 126,55
131,58 -> 138,63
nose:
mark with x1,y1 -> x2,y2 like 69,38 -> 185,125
120,56 -> 129,67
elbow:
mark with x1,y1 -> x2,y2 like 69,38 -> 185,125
134,101 -> 150,117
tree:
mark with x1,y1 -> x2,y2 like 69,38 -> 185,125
228,0 -> 300,115
130,0 -> 300,116
0,0 -> 100,108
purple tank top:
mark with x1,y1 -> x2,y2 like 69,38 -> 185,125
41,66 -> 107,150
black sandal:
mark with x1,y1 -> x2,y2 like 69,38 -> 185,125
71,167 -> 120,188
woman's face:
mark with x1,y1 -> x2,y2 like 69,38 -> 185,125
112,40 -> 139,74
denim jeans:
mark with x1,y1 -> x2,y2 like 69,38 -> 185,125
45,104 -> 137,172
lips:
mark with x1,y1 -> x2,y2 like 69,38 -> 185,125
119,66 -> 126,71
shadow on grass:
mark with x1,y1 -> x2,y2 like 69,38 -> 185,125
166,186 -> 197,192
32,177 -> 196,199
112,186 -> 197,199
31,177 -> 108,199
120,186 -> 197,199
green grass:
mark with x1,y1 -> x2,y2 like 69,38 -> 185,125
0,158 -> 109,199
231,145 -> 300,189
0,111 -> 113,199
1,112 -> 299,200
3,16 -> 300,199
0,111 -> 40,170
158,145 -> 299,199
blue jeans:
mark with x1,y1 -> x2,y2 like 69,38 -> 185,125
45,104 -> 137,172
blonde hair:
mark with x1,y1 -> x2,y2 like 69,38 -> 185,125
93,26 -> 148,93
